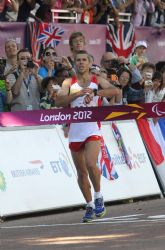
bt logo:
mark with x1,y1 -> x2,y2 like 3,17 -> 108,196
50,153 -> 72,177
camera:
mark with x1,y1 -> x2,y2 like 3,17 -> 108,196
52,84 -> 61,93
144,80 -> 153,87
54,56 -> 62,63
27,60 -> 35,69
110,59 -> 120,70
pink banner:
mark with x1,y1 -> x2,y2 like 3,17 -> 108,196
0,22 -> 106,66
0,103 -> 164,127
0,22 -> 26,55
135,27 -> 165,64
0,22 -> 165,64
0,22 -> 164,65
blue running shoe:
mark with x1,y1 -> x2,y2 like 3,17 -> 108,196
82,206 -> 95,223
94,197 -> 106,217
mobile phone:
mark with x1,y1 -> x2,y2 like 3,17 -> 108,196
27,60 -> 35,69
111,74 -> 118,82
52,84 -> 61,91
144,80 -> 153,87
0,80 -> 6,92
54,57 -> 62,63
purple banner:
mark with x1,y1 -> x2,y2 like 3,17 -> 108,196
135,27 -> 165,64
0,22 -> 26,55
0,22 -> 105,66
0,103 -> 164,127
1,22 -> 164,65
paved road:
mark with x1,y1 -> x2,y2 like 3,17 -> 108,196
1,198 -> 165,250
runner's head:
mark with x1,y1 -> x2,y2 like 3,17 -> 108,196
74,50 -> 92,74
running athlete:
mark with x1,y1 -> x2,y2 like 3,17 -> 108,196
56,50 -> 121,222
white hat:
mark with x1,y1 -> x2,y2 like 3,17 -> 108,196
135,40 -> 148,49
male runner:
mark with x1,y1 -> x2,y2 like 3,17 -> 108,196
56,50 -> 121,222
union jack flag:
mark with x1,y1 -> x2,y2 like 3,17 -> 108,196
37,23 -> 64,47
106,23 -> 136,58
26,21 -> 64,63
97,136 -> 118,180
26,21 -> 43,64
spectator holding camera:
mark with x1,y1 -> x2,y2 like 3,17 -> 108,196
116,66 -> 132,104
145,71 -> 165,103
100,52 -> 129,78
40,76 -> 61,109
39,46 -> 74,84
100,52 -> 120,81
141,62 -> 156,82
39,47 -> 57,79
6,48 -> 42,111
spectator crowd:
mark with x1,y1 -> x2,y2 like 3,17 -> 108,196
0,0 -> 164,27
0,1 -> 165,114
0,31 -> 164,113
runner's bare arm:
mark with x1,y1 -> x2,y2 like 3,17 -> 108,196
96,76 -> 122,99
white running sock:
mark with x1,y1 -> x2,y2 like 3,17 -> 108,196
94,191 -> 102,200
86,201 -> 95,209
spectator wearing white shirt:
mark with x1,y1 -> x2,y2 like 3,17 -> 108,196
145,71 -> 165,103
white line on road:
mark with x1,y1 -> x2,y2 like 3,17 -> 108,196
1,214 -> 165,230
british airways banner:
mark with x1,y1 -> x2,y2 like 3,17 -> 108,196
0,103 -> 164,127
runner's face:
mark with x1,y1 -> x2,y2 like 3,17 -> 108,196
72,36 -> 85,52
75,54 -> 90,73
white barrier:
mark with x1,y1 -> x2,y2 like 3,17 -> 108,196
101,121 -> 161,201
0,122 -> 161,217
0,126 -> 84,217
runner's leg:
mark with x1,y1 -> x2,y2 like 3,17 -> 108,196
84,140 -> 101,192
84,139 -> 106,218
71,149 -> 92,203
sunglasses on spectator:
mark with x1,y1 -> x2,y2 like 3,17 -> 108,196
20,56 -> 31,60
45,51 -> 57,57
104,60 -> 113,63
120,76 -> 130,80
100,69 -> 107,74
